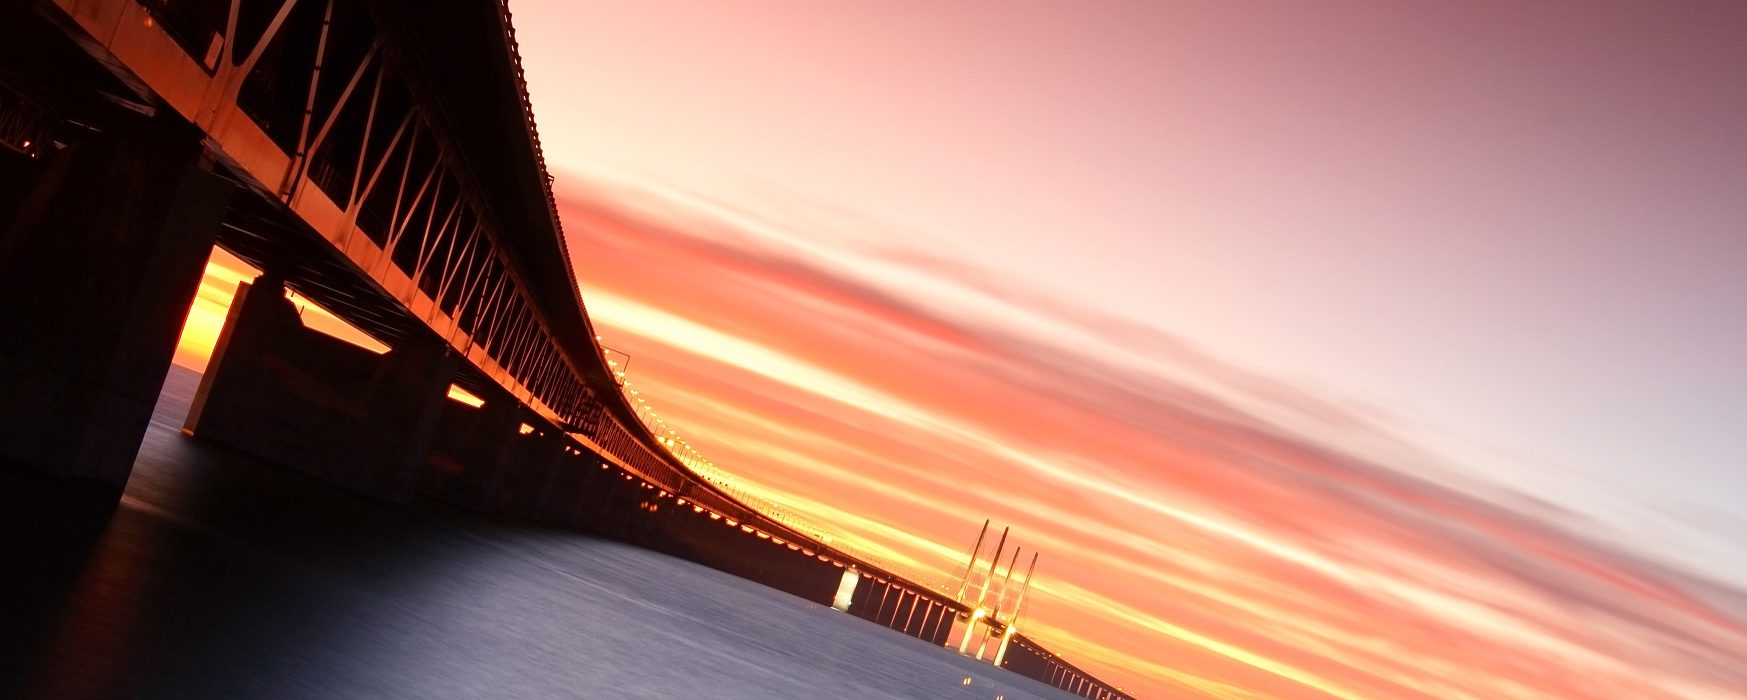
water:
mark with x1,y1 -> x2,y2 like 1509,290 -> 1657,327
6,367 -> 1078,699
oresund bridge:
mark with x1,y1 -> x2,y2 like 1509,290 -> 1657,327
0,2 -> 1130,697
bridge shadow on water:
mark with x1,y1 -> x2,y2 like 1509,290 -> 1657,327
4,367 -> 1074,699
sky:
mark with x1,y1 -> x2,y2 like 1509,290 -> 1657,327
180,2 -> 1747,697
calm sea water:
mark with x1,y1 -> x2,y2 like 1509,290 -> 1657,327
8,367 -> 1078,699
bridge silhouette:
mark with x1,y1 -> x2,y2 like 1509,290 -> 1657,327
0,2 -> 1130,698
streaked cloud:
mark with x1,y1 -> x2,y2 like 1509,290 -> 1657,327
557,175 -> 1747,699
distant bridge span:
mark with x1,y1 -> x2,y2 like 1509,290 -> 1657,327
0,2 -> 1130,697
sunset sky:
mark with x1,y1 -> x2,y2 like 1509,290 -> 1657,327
179,2 -> 1747,697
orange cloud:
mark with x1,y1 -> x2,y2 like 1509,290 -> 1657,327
556,174 -> 1747,699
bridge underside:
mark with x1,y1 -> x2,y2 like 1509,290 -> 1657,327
0,0 -> 921,636
0,0 -> 578,528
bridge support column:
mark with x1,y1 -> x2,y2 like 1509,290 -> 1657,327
929,603 -> 955,645
0,119 -> 229,532
372,337 -> 461,502
488,421 -> 567,515
528,437 -> 577,523
470,396 -> 524,511
185,277 -> 457,499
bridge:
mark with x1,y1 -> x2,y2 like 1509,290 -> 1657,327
0,1 -> 1131,698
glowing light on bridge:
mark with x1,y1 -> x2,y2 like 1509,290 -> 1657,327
445,385 -> 485,408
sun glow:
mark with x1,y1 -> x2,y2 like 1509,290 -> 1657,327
175,247 -> 389,373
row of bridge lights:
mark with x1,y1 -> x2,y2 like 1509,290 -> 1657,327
596,336 -> 934,587
675,497 -> 924,593
594,347 -> 1097,683
634,483 -> 853,567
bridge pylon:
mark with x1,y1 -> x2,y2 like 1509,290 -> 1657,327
1,116 -> 230,534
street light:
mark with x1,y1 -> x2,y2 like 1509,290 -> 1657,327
599,344 -> 631,385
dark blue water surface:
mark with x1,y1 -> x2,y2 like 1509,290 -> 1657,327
7,367 -> 1077,699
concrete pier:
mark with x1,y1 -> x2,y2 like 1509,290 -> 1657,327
0,119 -> 229,532
186,277 -> 456,501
